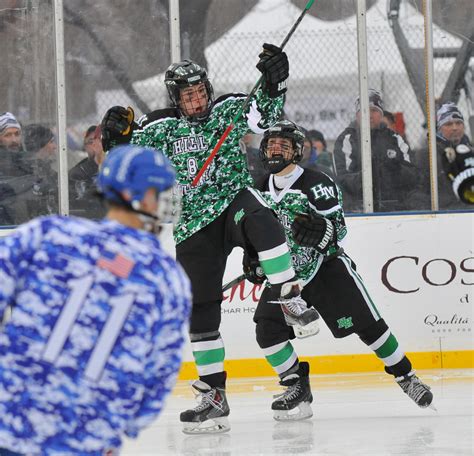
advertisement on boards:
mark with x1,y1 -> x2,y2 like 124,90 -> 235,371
167,213 -> 473,361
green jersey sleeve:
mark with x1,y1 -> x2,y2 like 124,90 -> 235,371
129,91 -> 284,245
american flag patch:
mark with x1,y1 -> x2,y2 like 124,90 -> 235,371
97,253 -> 135,278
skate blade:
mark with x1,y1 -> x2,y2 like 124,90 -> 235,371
273,402 -> 313,421
294,321 -> 320,339
426,402 -> 437,411
182,417 -> 230,435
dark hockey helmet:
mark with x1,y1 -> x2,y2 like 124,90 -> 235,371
260,120 -> 305,173
164,60 -> 214,123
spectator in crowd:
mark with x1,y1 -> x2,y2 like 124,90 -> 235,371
383,110 -> 410,148
383,110 -> 396,132
241,132 -> 267,183
300,129 -> 334,177
307,129 -> 335,177
0,112 -> 22,155
299,128 -> 316,166
23,124 -> 58,217
0,112 -> 33,225
413,102 -> 474,209
69,125 -> 106,219
333,89 -> 418,212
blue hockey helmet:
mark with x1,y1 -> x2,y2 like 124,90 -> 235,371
97,145 -> 179,229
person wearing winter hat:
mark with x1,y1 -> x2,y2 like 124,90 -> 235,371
354,88 -> 384,129
0,112 -> 30,176
22,124 -> 58,218
435,102 -> 473,205
333,89 -> 418,212
0,112 -> 22,154
0,113 -> 32,226
306,129 -> 334,177
23,124 -> 56,160
69,125 -> 106,219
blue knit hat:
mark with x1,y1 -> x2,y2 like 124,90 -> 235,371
436,102 -> 464,130
0,112 -> 21,134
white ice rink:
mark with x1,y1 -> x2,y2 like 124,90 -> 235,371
122,368 -> 473,456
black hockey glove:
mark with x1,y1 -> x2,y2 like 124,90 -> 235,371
291,213 -> 336,254
256,43 -> 289,98
242,251 -> 267,285
101,106 -> 135,151
442,143 -> 474,204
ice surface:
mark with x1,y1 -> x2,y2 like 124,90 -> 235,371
122,369 -> 473,455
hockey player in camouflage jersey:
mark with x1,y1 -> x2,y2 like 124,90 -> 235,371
0,145 -> 191,455
247,121 -> 434,421
101,45 -> 318,434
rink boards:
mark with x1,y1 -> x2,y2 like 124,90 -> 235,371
1,212 -> 472,378
169,211 -> 474,378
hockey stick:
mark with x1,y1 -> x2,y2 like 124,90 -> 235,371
222,274 -> 247,292
191,0 -> 316,186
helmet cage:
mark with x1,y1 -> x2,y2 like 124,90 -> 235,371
165,60 -> 214,123
260,121 -> 305,172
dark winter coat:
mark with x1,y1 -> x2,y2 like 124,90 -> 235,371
68,157 -> 105,219
333,122 -> 419,212
412,135 -> 473,210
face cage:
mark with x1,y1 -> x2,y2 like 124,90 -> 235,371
135,187 -> 181,235
259,134 -> 304,169
155,186 -> 181,225
166,80 -> 214,123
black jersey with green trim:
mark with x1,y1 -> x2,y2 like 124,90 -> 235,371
255,166 -> 347,283
131,90 -> 284,244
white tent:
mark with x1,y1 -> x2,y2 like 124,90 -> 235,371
98,0 -> 464,143
204,0 -> 463,142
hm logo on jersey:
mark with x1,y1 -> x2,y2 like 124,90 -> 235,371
337,316 -> 353,329
311,183 -> 335,201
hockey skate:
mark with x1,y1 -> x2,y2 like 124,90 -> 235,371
180,380 -> 230,434
395,371 -> 434,409
272,362 -> 313,421
277,281 -> 320,339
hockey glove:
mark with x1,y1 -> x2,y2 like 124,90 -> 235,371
443,143 -> 474,204
291,213 -> 336,254
256,43 -> 289,98
101,106 -> 135,151
242,251 -> 267,285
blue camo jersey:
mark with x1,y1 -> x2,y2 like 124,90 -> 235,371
0,216 -> 191,455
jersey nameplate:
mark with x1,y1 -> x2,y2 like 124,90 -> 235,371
173,135 -> 207,155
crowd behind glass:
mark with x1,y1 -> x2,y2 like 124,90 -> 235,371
0,90 -> 473,227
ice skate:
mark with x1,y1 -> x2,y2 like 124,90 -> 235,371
272,362 -> 313,421
180,380 -> 230,434
395,371 -> 434,409
277,281 -> 320,338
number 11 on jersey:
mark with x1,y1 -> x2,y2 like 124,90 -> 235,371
42,275 -> 135,382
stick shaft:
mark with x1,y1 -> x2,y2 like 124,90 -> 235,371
192,124 -> 234,186
191,0 -> 315,186
222,274 -> 247,292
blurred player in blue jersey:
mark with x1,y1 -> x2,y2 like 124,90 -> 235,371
0,145 -> 191,456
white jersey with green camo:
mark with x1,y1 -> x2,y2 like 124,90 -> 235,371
255,165 -> 347,284
131,90 -> 284,244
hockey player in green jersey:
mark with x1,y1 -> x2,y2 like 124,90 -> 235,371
247,120 -> 434,421
100,46 -> 319,434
